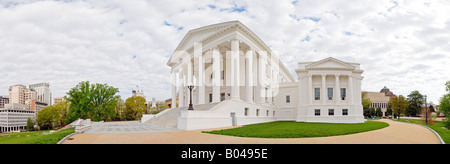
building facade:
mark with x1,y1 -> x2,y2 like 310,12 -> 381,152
159,21 -> 365,130
29,82 -> 51,105
0,103 -> 35,133
364,86 -> 396,117
0,96 -> 8,109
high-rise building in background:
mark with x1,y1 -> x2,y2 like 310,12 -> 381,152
0,96 -> 8,108
29,82 -> 51,105
8,85 -> 28,104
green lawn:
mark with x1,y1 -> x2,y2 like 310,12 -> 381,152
392,119 -> 449,144
204,120 -> 389,138
0,128 -> 75,144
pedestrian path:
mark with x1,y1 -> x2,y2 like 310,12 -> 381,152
63,119 -> 442,144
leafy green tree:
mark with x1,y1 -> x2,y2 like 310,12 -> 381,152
390,95 -> 408,120
376,107 -> 383,118
440,81 -> 450,128
65,81 -> 120,123
53,100 -> 70,127
362,92 -> 372,118
123,96 -> 146,121
406,90 -> 424,117
36,106 -> 60,130
26,117 -> 34,131
114,98 -> 125,121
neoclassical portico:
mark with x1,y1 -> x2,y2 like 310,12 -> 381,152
159,21 -> 365,130
168,21 -> 294,108
292,57 -> 365,123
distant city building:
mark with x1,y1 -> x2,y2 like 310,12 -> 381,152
0,103 -> 35,133
29,82 -> 51,105
165,96 -> 178,108
380,86 -> 395,99
363,86 -> 396,117
0,96 -> 8,109
132,86 -> 146,100
53,97 -> 65,105
8,84 -> 28,104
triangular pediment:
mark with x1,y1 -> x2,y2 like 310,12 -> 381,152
176,21 -> 240,52
306,57 -> 355,70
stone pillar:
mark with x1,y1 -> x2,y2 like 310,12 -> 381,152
212,46 -> 221,103
335,74 -> 340,105
178,69 -> 184,107
348,75 -> 353,105
258,51 -> 267,104
196,43 -> 205,105
321,74 -> 326,104
171,70 -> 177,108
231,39 -> 240,100
308,75 -> 313,105
245,49 -> 253,102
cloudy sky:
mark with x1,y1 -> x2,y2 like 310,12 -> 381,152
0,0 -> 449,103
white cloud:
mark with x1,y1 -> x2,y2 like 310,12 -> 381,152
0,0 -> 449,103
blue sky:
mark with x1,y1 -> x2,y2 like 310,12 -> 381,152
0,0 -> 449,104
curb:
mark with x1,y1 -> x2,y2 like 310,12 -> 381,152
57,132 -> 79,144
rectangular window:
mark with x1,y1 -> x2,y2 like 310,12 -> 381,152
209,94 -> 212,103
314,88 -> 320,100
286,95 -> 290,103
256,109 -> 260,116
314,109 -> 320,116
342,109 -> 348,116
266,110 -> 269,116
244,108 -> 249,116
328,88 -> 333,100
328,109 -> 334,116
340,88 -> 346,100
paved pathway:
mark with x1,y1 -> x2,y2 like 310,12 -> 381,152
63,119 -> 442,144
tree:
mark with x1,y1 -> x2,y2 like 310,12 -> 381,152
390,95 -> 408,120
114,98 -> 125,121
376,107 -> 383,118
123,96 -> 146,121
65,81 -> 120,123
36,106 -> 60,130
386,102 -> 393,117
406,90 -> 424,117
26,117 -> 34,131
440,81 -> 450,128
362,92 -> 372,118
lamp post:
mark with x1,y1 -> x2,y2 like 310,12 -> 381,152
187,85 -> 194,110
424,95 -> 428,125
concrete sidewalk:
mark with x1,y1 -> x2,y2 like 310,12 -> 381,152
63,119 -> 442,144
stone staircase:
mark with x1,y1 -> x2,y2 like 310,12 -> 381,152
145,102 -> 220,128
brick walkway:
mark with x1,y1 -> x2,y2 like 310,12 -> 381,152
63,119 -> 442,144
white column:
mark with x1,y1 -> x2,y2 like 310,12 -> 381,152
308,75 -> 313,105
186,56 -> 193,106
212,47 -> 221,103
321,74 -> 326,104
171,70 -> 177,109
335,74 -> 340,105
178,69 -> 184,107
196,43 -> 205,105
258,51 -> 267,104
348,75 -> 353,105
245,49 -> 253,102
231,39 -> 240,100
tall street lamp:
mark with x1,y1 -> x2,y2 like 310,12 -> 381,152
187,85 -> 194,110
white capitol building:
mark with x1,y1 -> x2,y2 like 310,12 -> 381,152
146,21 -> 365,130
